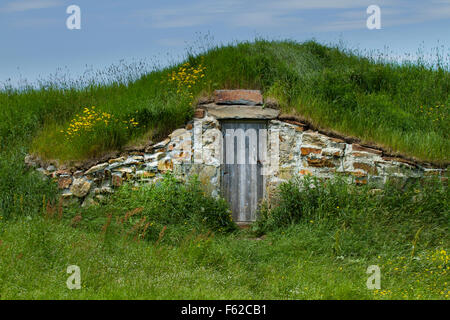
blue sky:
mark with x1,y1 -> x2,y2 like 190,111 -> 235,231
0,0 -> 449,85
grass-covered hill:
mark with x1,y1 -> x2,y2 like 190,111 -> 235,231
0,40 -> 448,299
1,40 -> 448,164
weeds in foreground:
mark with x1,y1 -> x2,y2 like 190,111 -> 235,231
0,173 -> 448,299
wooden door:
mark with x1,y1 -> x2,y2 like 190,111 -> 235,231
221,120 -> 267,222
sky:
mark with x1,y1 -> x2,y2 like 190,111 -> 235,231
0,0 -> 449,86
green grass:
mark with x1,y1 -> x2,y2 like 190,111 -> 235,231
0,39 -> 448,300
0,176 -> 448,299
1,40 -> 448,163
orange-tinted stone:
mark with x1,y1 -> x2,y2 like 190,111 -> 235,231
307,158 -> 335,168
214,90 -> 263,105
301,147 -> 322,156
299,169 -> 312,176
58,176 -> 72,189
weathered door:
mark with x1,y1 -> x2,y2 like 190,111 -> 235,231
221,120 -> 267,222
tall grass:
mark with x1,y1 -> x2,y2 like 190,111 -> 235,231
0,40 -> 448,163
0,175 -> 447,299
67,174 -> 237,243
254,176 -> 449,257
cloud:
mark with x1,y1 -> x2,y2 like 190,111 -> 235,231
129,0 -> 450,32
269,0 -> 374,10
9,17 -> 60,28
0,0 -> 63,13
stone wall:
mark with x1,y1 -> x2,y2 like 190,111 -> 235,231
26,110 -> 223,207
26,90 -> 447,207
265,120 -> 446,199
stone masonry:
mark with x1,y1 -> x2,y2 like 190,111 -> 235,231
26,90 -> 447,207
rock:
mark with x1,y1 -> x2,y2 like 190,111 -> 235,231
144,152 -> 165,162
306,158 -> 335,168
84,162 -> 109,175
173,151 -> 190,160
301,147 -> 322,156
279,169 -> 293,180
24,155 -> 37,167
382,156 -> 417,167
152,138 -> 170,149
61,190 -> 73,198
52,169 -> 71,177
299,169 -> 312,176
60,191 -> 77,206
144,161 -> 159,171
58,176 -> 72,189
112,174 -> 123,187
302,132 -> 327,148
70,178 -> 92,197
95,194 -> 106,202
36,167 -> 49,176
322,149 -> 343,157
157,159 -> 173,172
136,171 -> 156,178
46,165 -> 56,172
194,109 -> 205,118
214,89 -> 263,105
109,157 -> 125,164
101,186 -> 113,194
107,162 -> 124,170
355,178 -> 368,185
122,157 -> 140,166
349,171 -> 367,177
170,128 -> 188,139
423,169 -> 441,176
352,144 -> 382,155
282,119 -> 307,129
352,152 -> 377,158
206,105 -> 279,120
113,167 -> 134,174
353,162 -> 378,175
73,170 -> 84,178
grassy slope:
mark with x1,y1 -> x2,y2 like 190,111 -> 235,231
0,174 -> 448,300
0,177 -> 448,300
1,40 -> 448,163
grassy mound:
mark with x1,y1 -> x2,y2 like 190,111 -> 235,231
0,39 -> 448,299
1,40 -> 448,163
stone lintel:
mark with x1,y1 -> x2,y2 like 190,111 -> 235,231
205,105 -> 279,120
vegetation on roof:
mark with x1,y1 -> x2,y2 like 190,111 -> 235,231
0,40 -> 448,163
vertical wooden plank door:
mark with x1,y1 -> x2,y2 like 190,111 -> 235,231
221,120 -> 267,222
